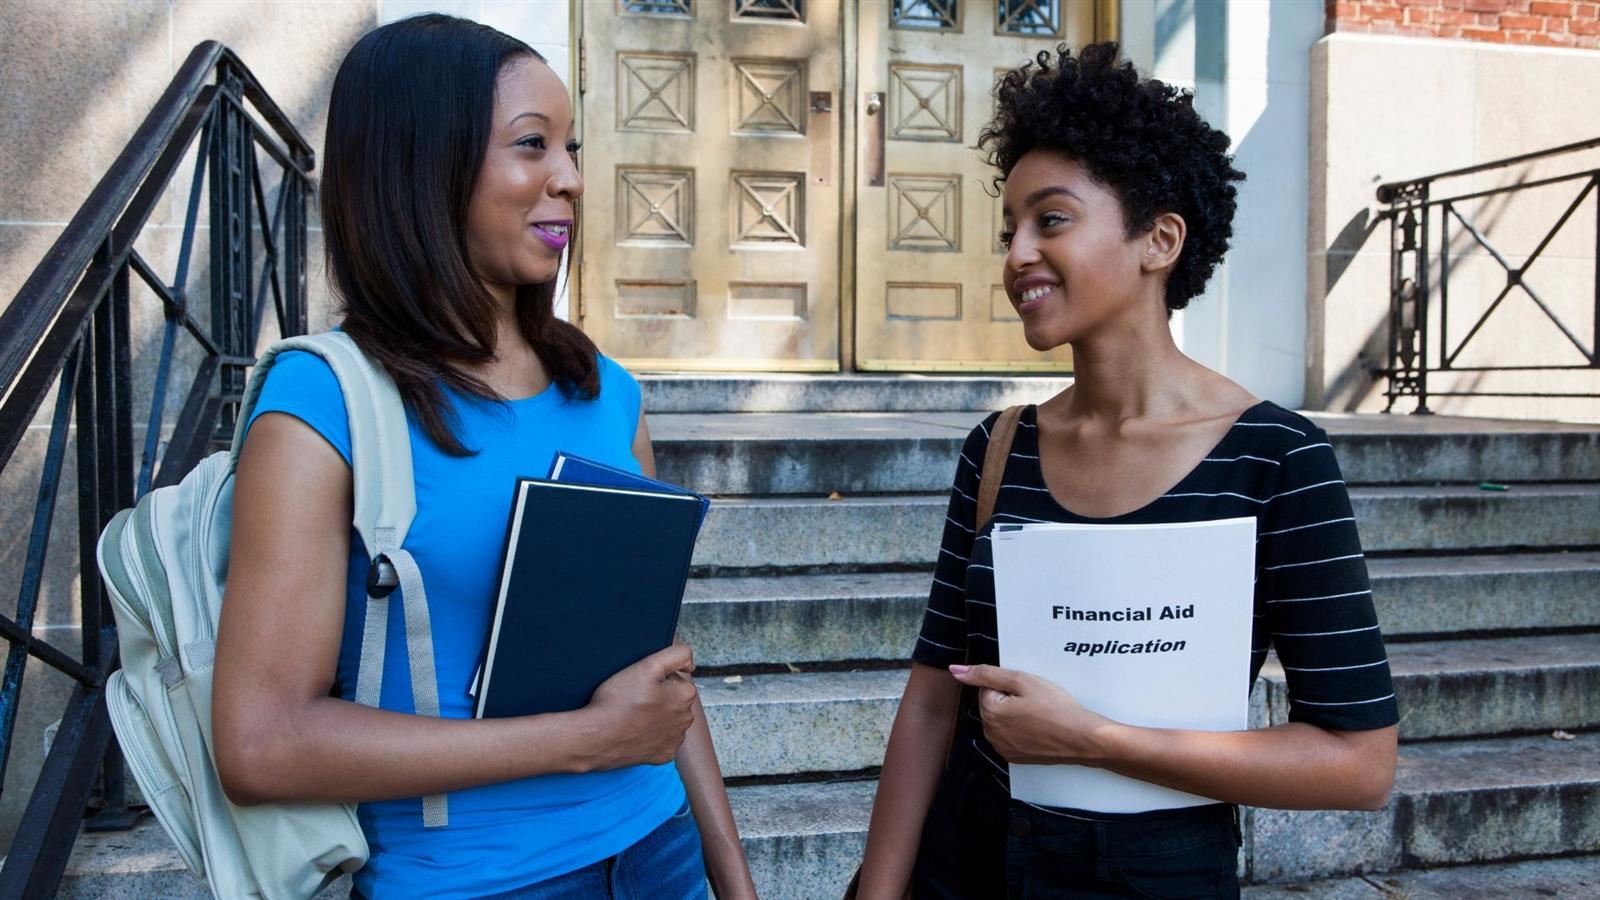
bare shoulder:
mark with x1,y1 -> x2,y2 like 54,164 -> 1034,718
1193,369 -> 1259,422
235,411 -> 352,506
229,412 -> 353,596
216,411 -> 354,701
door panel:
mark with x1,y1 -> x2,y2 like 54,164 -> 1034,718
578,0 -> 1108,373
853,0 -> 1094,371
579,0 -> 843,372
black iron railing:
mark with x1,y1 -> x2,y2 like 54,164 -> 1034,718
0,42 -> 312,896
1375,136 -> 1600,413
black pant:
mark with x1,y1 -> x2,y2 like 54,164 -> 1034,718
912,742 -> 1241,899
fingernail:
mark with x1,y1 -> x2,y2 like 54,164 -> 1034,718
949,665 -> 970,676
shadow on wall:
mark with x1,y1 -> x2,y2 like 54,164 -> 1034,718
1321,207 -> 1383,410
1321,173 -> 1523,411
1221,0 -> 1316,403
1156,0 -> 1193,59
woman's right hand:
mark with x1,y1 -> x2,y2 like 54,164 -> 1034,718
583,643 -> 699,769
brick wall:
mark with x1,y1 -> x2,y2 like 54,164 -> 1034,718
1326,0 -> 1600,48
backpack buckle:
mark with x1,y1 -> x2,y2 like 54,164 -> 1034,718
366,554 -> 399,598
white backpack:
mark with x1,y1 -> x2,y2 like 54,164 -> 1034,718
97,332 -> 449,899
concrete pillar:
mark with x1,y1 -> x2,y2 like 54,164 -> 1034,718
1120,0 -> 1321,407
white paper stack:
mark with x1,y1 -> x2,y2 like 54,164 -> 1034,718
990,517 -> 1256,813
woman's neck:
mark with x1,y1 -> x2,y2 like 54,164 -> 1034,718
1056,304 -> 1206,425
482,281 -> 519,350
454,283 -> 549,398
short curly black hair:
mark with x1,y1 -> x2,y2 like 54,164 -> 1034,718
979,42 -> 1245,312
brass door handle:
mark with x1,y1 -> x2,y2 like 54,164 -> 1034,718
865,91 -> 885,186
810,92 -> 833,186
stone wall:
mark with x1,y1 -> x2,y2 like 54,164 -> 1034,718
0,0 -> 377,853
1306,32 -> 1600,420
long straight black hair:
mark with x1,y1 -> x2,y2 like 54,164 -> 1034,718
321,14 -> 599,455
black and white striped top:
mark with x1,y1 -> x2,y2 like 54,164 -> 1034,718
914,403 -> 1399,776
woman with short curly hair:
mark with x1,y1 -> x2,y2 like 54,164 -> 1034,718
854,43 -> 1399,899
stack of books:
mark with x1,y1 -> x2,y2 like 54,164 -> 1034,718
472,453 -> 709,719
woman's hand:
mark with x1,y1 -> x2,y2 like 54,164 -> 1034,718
951,664 -> 1398,811
583,643 -> 699,770
948,664 -> 1116,766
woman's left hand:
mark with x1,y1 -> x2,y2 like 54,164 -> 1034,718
949,664 -> 1117,766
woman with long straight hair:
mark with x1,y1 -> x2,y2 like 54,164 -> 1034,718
211,15 -> 756,899
854,43 -> 1399,899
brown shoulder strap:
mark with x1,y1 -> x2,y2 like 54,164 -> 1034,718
975,405 -> 1025,531
942,405 -> 1026,755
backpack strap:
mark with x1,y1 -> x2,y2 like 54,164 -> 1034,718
234,332 -> 448,828
975,405 -> 1025,532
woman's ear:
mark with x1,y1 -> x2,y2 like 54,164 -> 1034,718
1141,212 -> 1186,275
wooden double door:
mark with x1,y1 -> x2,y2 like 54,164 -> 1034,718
576,0 -> 1107,372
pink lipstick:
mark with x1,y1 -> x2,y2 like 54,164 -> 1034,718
531,220 -> 571,251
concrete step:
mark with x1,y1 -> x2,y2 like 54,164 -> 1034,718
1257,632 -> 1600,741
691,486 -> 1600,572
1367,550 -> 1600,639
727,733 -> 1600,898
701,669 -> 907,777
57,819 -> 208,898
1244,854 -> 1600,898
638,374 -> 1073,413
727,779 -> 876,900
699,634 -> 1600,777
1309,412 -> 1600,485
57,818 -> 342,898
1249,732 -> 1600,881
55,734 -> 1600,898
679,553 -> 1600,666
653,412 -> 976,497
650,412 -> 1600,495
680,571 -> 928,666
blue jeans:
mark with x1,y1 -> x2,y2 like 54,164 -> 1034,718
489,800 -> 707,900
356,800 -> 707,900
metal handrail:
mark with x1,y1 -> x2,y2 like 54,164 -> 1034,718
1376,135 -> 1600,205
0,41 -> 313,896
1373,137 -> 1600,413
0,42 -> 310,455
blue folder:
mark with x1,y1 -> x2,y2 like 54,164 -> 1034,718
471,455 -> 707,718
547,451 -> 710,528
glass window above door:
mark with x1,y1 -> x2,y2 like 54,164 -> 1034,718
892,0 -> 959,31
734,0 -> 805,21
996,0 -> 1060,36
623,0 -> 694,16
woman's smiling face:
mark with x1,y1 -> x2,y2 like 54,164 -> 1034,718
1000,150 -> 1156,351
464,56 -> 582,296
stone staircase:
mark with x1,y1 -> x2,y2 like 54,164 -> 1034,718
665,378 -> 1600,897
58,375 -> 1600,897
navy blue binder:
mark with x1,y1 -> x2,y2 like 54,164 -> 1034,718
473,478 -> 703,718
548,451 -> 710,528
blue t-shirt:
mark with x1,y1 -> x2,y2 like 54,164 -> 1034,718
247,349 -> 685,899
